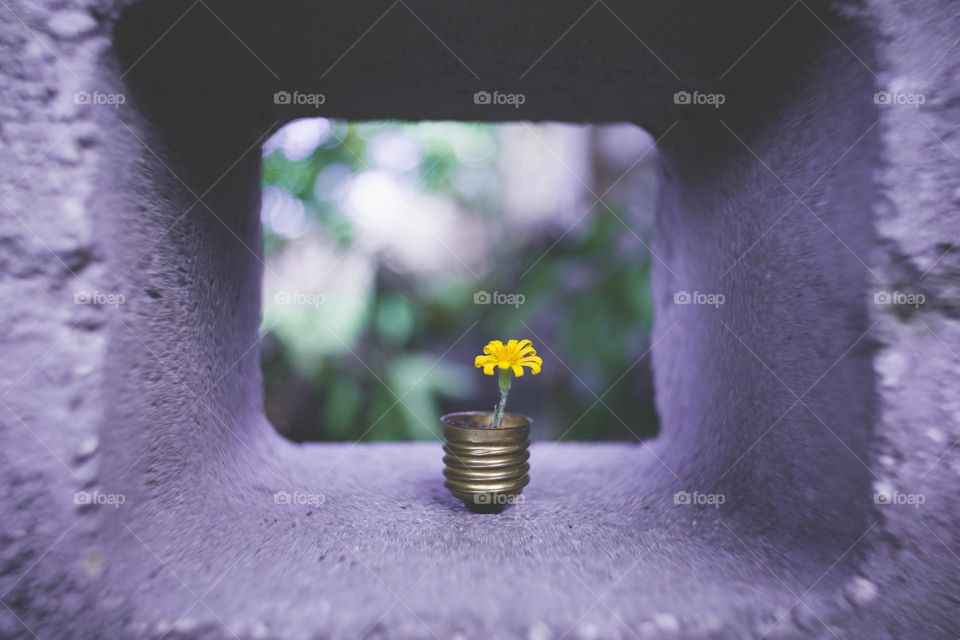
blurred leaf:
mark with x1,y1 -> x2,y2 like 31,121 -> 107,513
263,289 -> 371,368
375,295 -> 415,344
322,375 -> 363,439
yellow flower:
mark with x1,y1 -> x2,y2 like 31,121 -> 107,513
474,339 -> 543,377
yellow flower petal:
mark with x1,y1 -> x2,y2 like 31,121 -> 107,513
484,340 -> 504,355
474,339 -> 545,378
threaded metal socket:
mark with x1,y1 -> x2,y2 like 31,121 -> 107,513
441,411 -> 531,509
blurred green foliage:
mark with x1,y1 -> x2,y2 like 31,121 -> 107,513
260,120 -> 658,442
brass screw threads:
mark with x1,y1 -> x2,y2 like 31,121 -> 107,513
441,411 -> 531,509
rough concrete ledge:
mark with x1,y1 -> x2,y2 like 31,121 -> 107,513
17,442 -> 883,640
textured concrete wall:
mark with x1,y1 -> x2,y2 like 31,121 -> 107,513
0,0 -> 958,638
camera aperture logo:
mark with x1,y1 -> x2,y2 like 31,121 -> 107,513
474,290 -> 525,309
673,291 -> 725,308
274,91 -> 326,109
673,90 -> 725,109
873,290 -> 924,308
674,491 -> 725,508
474,90 -> 526,109
274,491 -> 326,507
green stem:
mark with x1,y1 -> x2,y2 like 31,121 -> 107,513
492,369 -> 513,428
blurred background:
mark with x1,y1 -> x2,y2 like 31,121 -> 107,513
259,119 -> 660,442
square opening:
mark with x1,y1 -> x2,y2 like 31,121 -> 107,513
260,119 -> 661,443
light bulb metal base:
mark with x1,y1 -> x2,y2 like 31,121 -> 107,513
441,411 -> 531,510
